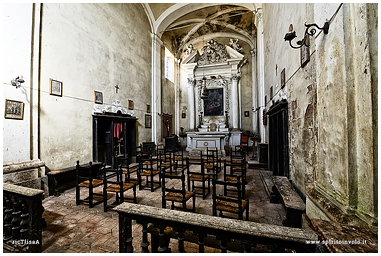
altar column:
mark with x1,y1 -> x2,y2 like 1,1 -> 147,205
187,78 -> 196,131
231,75 -> 240,129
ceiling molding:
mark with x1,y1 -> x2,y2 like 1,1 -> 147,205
141,3 -> 154,32
155,3 -> 259,36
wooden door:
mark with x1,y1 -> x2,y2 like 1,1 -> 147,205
268,100 -> 289,177
162,114 -> 173,138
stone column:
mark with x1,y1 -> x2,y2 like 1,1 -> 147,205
187,78 -> 196,131
256,8 -> 265,142
250,46 -> 258,135
231,75 -> 240,129
151,34 -> 163,143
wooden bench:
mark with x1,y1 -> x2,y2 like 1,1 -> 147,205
271,176 -> 306,228
47,162 -> 138,196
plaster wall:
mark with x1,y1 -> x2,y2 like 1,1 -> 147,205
314,3 -> 377,224
3,3 -> 34,164
39,3 -> 152,170
262,3 -> 377,226
161,48 -> 176,126
263,3 -> 317,195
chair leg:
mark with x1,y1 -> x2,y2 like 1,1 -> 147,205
103,187 -> 107,212
193,195 -> 196,213
133,185 -> 137,203
246,203 -> 249,220
76,185 -> 80,205
89,186 -> 94,208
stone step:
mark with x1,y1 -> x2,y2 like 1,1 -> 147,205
248,160 -> 268,169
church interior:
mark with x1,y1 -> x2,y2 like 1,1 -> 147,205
2,3 -> 378,253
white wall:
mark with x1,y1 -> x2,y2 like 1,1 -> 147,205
3,4 -> 34,164
38,3 -> 152,170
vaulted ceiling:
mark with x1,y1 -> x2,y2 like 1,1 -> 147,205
143,3 -> 261,60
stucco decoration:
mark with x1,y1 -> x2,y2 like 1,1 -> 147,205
186,44 -> 194,55
93,99 -> 134,116
197,39 -> 229,65
229,38 -> 243,53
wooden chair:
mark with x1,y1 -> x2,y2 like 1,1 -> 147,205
173,147 -> 186,169
223,159 -> 246,199
138,157 -> 161,191
136,142 -> 156,163
161,158 -> 195,212
115,154 -> 138,184
103,165 -> 136,212
206,147 -> 222,174
187,157 -> 212,200
235,134 -> 249,154
158,152 -> 177,175
76,161 -> 104,208
212,177 -> 249,220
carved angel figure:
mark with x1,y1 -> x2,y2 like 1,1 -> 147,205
229,38 -> 243,52
186,44 -> 194,55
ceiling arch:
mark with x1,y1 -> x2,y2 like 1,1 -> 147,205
141,3 -> 262,58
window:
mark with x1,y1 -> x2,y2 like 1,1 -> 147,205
165,47 -> 174,82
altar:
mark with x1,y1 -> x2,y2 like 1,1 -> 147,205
186,131 -> 241,157
182,39 -> 247,156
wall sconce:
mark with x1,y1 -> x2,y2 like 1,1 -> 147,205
11,76 -> 25,88
284,22 -> 329,49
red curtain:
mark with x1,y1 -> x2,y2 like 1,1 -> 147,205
113,122 -> 123,139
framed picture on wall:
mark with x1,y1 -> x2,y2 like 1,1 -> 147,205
49,78 -> 63,97
4,99 -> 24,120
182,112 -> 186,118
145,114 -> 152,128
94,91 -> 103,104
128,100 -> 134,110
146,104 -> 151,113
244,111 -> 249,117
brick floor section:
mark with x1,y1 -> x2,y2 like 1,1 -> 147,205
41,166 -> 286,253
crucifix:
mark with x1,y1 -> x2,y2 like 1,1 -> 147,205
115,84 -> 119,93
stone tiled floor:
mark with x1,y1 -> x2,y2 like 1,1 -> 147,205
41,163 -> 286,253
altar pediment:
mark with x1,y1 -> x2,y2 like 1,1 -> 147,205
182,39 -> 245,70
182,39 -> 245,79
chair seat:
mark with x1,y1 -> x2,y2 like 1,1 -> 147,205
78,179 -> 103,188
122,168 -> 137,174
189,174 -> 210,181
143,160 -> 157,165
216,197 -> 248,213
140,170 -> 160,176
174,156 -> 183,161
165,191 -> 194,202
225,176 -> 243,183
232,159 -> 244,164
161,162 -> 176,167
105,183 -> 135,192
232,166 -> 244,171
204,163 -> 216,169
